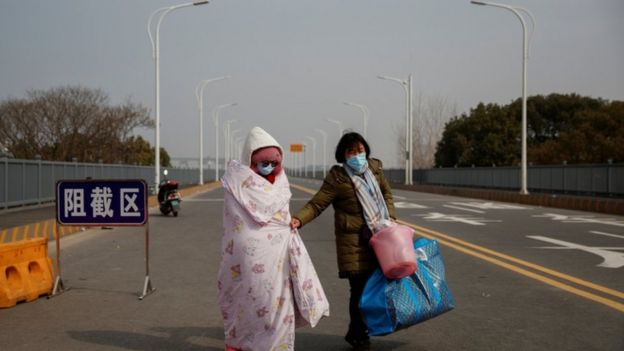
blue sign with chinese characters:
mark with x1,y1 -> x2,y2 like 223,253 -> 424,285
56,180 -> 148,226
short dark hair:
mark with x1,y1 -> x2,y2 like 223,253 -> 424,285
335,132 -> 370,163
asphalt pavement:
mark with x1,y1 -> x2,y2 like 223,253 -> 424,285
0,178 -> 622,350
0,204 -> 55,230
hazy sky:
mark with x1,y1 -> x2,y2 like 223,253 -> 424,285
1,0 -> 622,168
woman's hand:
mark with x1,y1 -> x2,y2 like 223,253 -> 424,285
290,218 -> 301,230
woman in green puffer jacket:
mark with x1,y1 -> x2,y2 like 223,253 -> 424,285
290,132 -> 396,350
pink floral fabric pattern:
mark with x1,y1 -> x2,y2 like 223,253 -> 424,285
218,161 -> 329,351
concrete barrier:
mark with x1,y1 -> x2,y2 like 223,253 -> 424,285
0,238 -> 54,308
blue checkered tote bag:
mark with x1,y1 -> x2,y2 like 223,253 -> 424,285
360,237 -> 455,336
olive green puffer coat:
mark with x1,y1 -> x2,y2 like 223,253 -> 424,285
293,158 -> 396,278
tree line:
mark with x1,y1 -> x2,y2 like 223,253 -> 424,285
2,87 -> 620,169
0,86 -> 170,166
434,93 -> 624,167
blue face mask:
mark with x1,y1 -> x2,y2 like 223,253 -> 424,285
257,163 -> 275,176
346,153 -> 367,172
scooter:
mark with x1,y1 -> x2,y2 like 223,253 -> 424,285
158,170 -> 181,216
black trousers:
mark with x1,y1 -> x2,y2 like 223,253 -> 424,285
348,274 -> 371,339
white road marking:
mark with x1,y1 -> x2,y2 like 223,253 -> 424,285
590,231 -> 624,240
533,213 -> 624,227
414,212 -> 501,226
449,201 -> 528,210
393,195 -> 407,200
527,235 -> 624,269
443,204 -> 485,214
395,201 -> 428,209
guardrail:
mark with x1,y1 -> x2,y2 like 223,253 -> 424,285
288,162 -> 624,197
411,164 -> 623,197
0,158 -> 205,210
3,157 -> 622,210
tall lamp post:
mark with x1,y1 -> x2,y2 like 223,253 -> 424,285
378,74 -> 413,185
471,0 -> 535,195
343,101 -> 369,138
213,103 -> 237,180
148,0 -> 209,190
224,119 -> 238,165
234,136 -> 245,162
314,128 -> 328,177
302,142 -> 308,178
326,118 -> 344,137
230,129 -> 241,163
306,136 -> 317,179
289,151 -> 294,177
195,76 -> 229,185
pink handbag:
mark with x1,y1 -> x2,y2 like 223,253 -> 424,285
369,224 -> 417,279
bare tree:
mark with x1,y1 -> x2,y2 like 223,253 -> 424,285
413,94 -> 457,168
0,86 -> 153,163
394,92 -> 456,169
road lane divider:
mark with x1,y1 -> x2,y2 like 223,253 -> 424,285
290,182 -> 624,313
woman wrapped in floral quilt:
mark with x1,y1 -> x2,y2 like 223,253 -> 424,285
218,126 -> 330,351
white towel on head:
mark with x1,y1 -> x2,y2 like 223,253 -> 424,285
240,126 -> 283,166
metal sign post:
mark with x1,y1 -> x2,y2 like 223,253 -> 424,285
52,222 -> 65,295
139,223 -> 154,300
55,179 -> 153,300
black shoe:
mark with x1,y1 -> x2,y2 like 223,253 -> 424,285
345,330 -> 371,350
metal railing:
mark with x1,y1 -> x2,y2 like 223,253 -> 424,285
3,158 -> 622,210
0,158 -> 203,210
412,163 -> 623,196
289,163 -> 624,197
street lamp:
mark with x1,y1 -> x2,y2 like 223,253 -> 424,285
306,136 -> 317,179
234,136 -> 245,161
148,0 -> 209,190
230,129 -> 241,163
302,142 -> 308,178
378,74 -> 413,185
325,118 -> 344,137
470,1 -> 535,195
224,119 -> 238,165
213,103 -> 237,180
314,128 -> 328,177
195,76 -> 229,185
286,151 -> 291,176
343,101 -> 369,138
289,149 -> 298,177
